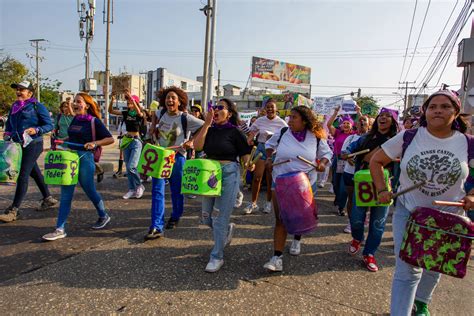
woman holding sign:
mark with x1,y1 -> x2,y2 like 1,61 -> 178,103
193,98 -> 253,272
1,81 -> 57,223
42,93 -> 115,241
342,108 -> 398,272
145,87 -> 204,240
263,106 -> 332,272
370,90 -> 474,315
244,99 -> 287,215
108,91 -> 145,199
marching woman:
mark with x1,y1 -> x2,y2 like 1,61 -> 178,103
108,91 -> 145,199
53,101 -> 74,141
1,81 -> 57,223
245,99 -> 287,214
145,87 -> 203,240
193,98 -> 253,272
342,108 -> 399,272
263,106 -> 332,272
370,90 -> 473,315
326,106 -> 359,216
42,93 -> 115,240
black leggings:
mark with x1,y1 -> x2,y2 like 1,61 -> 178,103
13,139 -> 50,208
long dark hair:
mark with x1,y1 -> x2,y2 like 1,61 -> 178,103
291,106 -> 326,139
360,112 -> 398,149
219,98 -> 240,126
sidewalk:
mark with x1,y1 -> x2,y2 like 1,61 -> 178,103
0,139 -> 472,314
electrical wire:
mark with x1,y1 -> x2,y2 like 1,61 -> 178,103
399,0 -> 418,83
44,62 -> 85,76
403,0 -> 431,82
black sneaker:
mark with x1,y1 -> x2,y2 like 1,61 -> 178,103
338,208 -> 346,216
36,196 -> 58,212
113,171 -> 122,179
144,228 -> 162,240
92,215 -> 111,229
165,219 -> 179,230
97,172 -> 104,183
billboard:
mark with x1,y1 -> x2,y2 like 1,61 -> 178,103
251,57 -> 311,94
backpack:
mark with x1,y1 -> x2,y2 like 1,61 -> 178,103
91,118 -> 103,163
401,128 -> 474,185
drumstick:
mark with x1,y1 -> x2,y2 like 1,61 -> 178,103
272,159 -> 291,167
347,149 -> 370,158
242,146 -> 257,182
432,200 -> 465,207
297,155 -> 319,169
392,181 -> 426,198
251,152 -> 263,164
54,140 -> 85,148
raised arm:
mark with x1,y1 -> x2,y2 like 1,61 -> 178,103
326,106 -> 340,136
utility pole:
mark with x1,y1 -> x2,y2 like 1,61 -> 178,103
103,0 -> 113,128
459,16 -> 474,114
207,0 -> 217,108
200,1 -> 211,111
399,81 -> 416,114
28,39 -> 46,102
78,0 -> 96,91
217,69 -> 221,98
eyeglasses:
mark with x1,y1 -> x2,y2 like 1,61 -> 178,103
212,105 -> 226,111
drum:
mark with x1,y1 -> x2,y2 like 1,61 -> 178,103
181,159 -> 222,197
354,169 -> 392,207
0,140 -> 22,186
275,171 -> 317,235
399,207 -> 474,278
44,150 -> 80,185
138,143 -> 176,179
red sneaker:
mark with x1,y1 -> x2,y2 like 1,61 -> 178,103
348,239 -> 361,255
363,254 -> 379,272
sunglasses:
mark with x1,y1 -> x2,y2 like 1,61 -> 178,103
212,105 -> 226,111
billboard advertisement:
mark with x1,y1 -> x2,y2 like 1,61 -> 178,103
251,57 -> 311,94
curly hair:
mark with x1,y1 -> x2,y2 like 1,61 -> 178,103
291,106 -> 326,139
158,86 -> 188,112
76,92 -> 101,119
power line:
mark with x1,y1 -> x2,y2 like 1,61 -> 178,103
399,0 -> 418,82
44,62 -> 85,76
403,0 -> 431,82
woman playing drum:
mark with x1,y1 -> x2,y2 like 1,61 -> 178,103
370,90 -> 474,316
263,106 -> 332,272
193,98 -> 253,272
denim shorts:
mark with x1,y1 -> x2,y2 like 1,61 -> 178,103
343,172 -> 354,187
256,142 -> 267,160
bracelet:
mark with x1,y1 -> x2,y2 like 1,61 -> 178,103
377,188 -> 389,195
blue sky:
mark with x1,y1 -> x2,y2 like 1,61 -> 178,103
1,0 -> 471,110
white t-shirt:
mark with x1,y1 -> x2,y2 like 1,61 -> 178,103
341,134 -> 361,175
381,127 -> 469,212
250,116 -> 288,143
265,129 -> 333,185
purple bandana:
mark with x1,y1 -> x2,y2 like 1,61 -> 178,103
212,122 -> 236,129
11,97 -> 38,115
291,129 -> 307,142
75,114 -> 93,121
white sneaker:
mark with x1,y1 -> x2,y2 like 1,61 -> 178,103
135,185 -> 145,199
317,183 -> 325,188
262,201 -> 272,214
343,222 -> 352,234
42,228 -> 67,241
289,239 -> 301,256
205,258 -> 224,273
225,223 -> 235,247
328,185 -> 334,194
243,202 -> 258,215
234,191 -> 244,208
123,190 -> 136,200
263,255 -> 283,272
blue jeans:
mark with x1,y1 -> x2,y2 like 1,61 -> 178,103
123,138 -> 142,191
331,156 -> 347,210
150,153 -> 186,231
391,202 -> 441,316
201,162 -> 240,260
13,139 -> 51,208
56,151 -> 108,230
350,194 -> 389,256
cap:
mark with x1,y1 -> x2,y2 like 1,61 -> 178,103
191,104 -> 203,113
11,80 -> 34,91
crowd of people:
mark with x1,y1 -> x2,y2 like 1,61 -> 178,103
1,81 -> 473,315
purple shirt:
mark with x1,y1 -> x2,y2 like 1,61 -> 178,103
333,129 -> 355,155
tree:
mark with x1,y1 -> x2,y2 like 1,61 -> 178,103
36,76 -> 62,114
0,56 -> 28,115
354,96 -> 380,117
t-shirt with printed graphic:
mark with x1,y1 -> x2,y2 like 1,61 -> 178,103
249,116 -> 288,143
381,127 -> 469,212
157,111 -> 204,156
